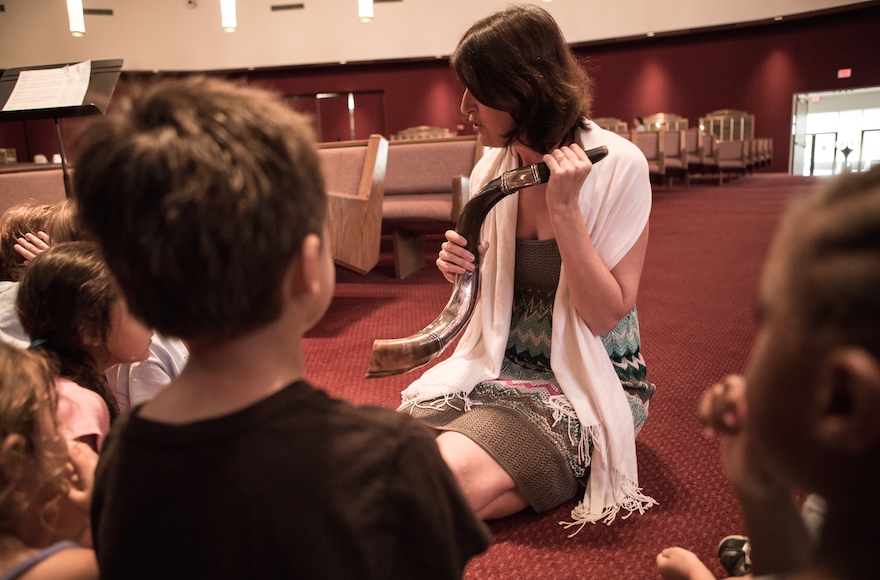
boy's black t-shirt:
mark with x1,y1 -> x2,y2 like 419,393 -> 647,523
91,380 -> 491,579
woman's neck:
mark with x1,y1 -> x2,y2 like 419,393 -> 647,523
512,135 -> 577,166
513,142 -> 544,165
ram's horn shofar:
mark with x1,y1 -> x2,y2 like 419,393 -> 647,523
365,145 -> 609,378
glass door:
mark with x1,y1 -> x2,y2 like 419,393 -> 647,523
860,129 -> 880,171
809,132 -> 838,176
791,94 -> 808,175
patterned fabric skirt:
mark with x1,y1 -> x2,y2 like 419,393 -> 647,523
411,239 -> 655,512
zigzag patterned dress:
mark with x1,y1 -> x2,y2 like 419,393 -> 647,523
412,238 -> 655,512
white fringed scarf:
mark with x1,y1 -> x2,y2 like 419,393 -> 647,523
400,125 -> 656,535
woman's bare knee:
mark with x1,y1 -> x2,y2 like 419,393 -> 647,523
435,431 -> 522,516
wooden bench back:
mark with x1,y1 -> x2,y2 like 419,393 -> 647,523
0,167 -> 68,215
384,136 -> 483,196
316,135 -> 388,273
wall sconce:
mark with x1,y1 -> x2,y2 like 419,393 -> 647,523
358,0 -> 373,22
67,0 -> 85,36
221,0 -> 237,32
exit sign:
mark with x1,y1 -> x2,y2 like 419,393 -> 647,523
838,68 -> 852,79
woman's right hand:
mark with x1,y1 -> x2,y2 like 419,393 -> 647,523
436,230 -> 488,283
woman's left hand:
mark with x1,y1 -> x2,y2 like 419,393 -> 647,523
543,143 -> 593,213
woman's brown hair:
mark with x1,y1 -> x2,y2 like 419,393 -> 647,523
451,4 -> 594,153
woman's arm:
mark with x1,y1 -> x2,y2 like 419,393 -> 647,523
545,145 -> 648,335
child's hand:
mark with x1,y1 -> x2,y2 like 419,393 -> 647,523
698,374 -> 747,438
14,231 -> 51,265
66,440 -> 98,512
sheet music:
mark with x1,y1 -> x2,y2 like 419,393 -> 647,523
1,60 -> 92,112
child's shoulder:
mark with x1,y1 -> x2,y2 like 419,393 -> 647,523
7,542 -> 97,580
115,380 -> 430,448
299,381 -> 436,442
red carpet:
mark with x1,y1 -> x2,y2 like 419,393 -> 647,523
303,172 -> 823,579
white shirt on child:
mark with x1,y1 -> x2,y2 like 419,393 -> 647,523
106,333 -> 188,409
0,281 -> 28,349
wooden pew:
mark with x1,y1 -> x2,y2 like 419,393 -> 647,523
382,135 -> 484,278
317,135 -> 388,274
0,165 -> 68,215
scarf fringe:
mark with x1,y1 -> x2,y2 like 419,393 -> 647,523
558,475 -> 658,538
398,391 -> 476,414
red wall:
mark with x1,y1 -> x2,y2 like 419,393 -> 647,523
581,5 -> 880,171
3,5 -> 878,172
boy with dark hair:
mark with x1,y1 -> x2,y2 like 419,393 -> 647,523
74,76 -> 491,579
657,167 -> 880,580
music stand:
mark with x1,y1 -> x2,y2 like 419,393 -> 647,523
0,59 -> 123,197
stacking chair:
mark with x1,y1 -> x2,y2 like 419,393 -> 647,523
714,140 -> 748,185
615,130 -> 634,142
662,129 -> 689,188
701,135 -> 720,180
684,127 -> 705,175
633,130 -> 665,187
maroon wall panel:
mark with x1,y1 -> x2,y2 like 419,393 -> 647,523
351,92 -> 385,140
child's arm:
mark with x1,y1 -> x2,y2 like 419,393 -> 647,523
700,375 -> 813,576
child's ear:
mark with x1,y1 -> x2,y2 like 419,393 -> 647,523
0,433 -> 28,482
814,347 -> 880,456
284,233 -> 322,297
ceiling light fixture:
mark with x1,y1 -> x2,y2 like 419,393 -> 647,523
221,0 -> 237,32
358,0 -> 373,22
66,0 -> 85,36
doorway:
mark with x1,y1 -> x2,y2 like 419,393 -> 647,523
791,86 -> 880,176
285,90 -> 385,143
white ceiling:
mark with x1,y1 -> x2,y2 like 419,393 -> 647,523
0,0 -> 872,71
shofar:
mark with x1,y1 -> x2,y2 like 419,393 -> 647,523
365,145 -> 609,378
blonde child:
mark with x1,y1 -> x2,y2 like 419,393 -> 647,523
0,341 -> 98,579
657,166 -> 880,580
16,242 -> 153,451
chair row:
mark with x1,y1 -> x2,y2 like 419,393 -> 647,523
616,128 -> 773,188
318,134 -> 485,279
